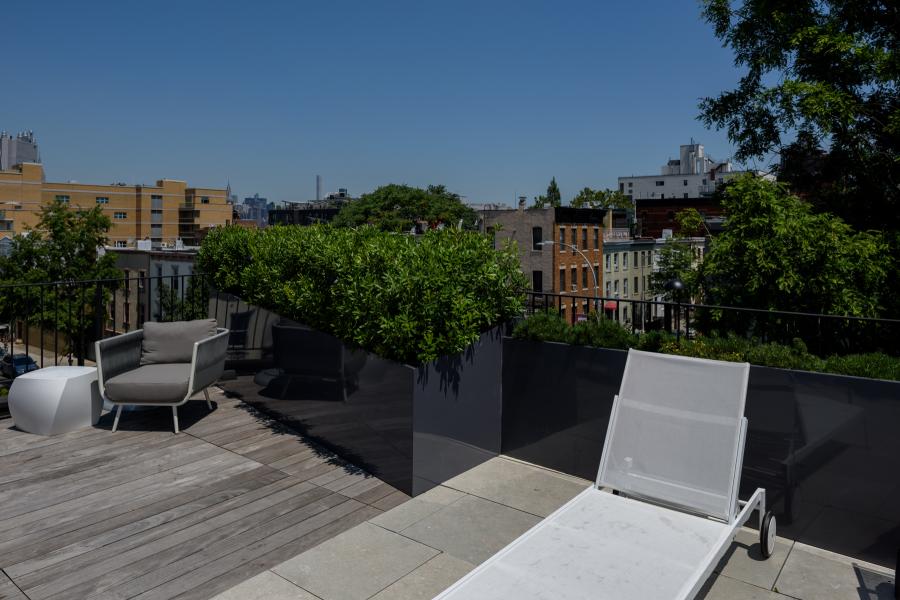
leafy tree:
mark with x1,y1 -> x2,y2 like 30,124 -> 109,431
700,175 -> 887,317
332,184 -> 478,232
0,199 -> 120,361
532,177 -> 562,208
158,277 -> 210,322
570,187 -> 632,210
649,209 -> 705,302
698,0 -> 899,232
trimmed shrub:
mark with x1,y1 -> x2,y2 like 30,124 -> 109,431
511,316 -> 900,381
569,317 -> 636,350
512,311 -> 572,344
199,225 -> 527,365
824,353 -> 900,381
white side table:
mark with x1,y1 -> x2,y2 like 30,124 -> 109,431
9,366 -> 101,436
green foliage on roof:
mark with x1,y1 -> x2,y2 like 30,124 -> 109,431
199,224 -> 527,364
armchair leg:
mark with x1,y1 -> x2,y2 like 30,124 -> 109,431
172,406 -> 179,434
112,405 -> 123,432
204,388 -> 213,410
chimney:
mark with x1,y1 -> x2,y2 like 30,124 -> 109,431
518,196 -> 526,212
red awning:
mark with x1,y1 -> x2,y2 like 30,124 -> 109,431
603,301 -> 618,310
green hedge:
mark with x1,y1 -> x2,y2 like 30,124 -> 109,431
199,225 -> 527,364
512,312 -> 900,381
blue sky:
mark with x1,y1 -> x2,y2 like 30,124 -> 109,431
3,1 -> 758,204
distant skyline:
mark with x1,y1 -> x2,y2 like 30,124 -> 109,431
3,1 -> 763,205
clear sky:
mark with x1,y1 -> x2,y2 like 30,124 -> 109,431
3,0 -> 760,205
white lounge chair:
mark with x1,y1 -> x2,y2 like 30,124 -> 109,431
434,349 -> 775,600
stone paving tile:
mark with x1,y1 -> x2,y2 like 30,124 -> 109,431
698,574 -> 788,599
441,457 -> 590,517
210,570 -> 319,600
400,494 -> 540,565
369,553 -> 474,600
370,486 -> 465,533
714,528 -> 793,590
273,522 -> 438,600
774,543 -> 895,600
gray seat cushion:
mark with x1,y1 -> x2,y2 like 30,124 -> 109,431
141,319 -> 218,365
104,363 -> 192,404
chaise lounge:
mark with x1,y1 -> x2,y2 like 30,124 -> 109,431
96,319 -> 229,433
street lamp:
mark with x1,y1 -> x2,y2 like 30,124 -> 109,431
664,278 -> 685,342
538,240 -> 600,319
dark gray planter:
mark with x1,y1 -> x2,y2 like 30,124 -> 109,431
501,337 -> 900,568
216,300 -> 502,497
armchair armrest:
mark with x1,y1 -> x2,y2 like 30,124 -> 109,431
95,330 -> 144,395
189,328 -> 230,396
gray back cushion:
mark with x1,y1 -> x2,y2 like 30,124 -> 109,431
141,319 -> 218,365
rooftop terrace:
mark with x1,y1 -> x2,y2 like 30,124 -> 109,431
0,388 -> 894,600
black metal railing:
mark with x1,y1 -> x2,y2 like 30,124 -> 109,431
2,274 -> 898,376
0,273 -> 216,370
524,290 -> 900,357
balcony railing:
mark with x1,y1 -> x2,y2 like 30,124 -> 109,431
2,274 -> 898,370
525,290 -> 900,357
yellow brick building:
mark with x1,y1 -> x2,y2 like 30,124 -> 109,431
0,163 -> 231,248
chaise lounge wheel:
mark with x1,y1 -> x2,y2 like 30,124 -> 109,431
760,511 -> 776,559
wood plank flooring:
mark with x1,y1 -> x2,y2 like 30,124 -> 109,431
0,387 -> 408,600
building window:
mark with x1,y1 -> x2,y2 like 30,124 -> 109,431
628,181 -> 633,188
655,181 -> 665,187
114,212 -> 127,219
559,227 -> 565,248
624,278 -> 629,296
613,253 -> 618,270
683,179 -> 688,186
606,281 -> 611,296
115,240 -> 127,248
623,307 -> 628,321
661,194 -> 665,199
571,267 -> 577,291
532,270 -> 543,291
581,228 -> 588,250
614,280 -> 619,295
619,183 -> 624,192
594,266 -> 599,288
684,193 -> 689,198
582,266 -> 588,289
633,252 -> 638,268
634,276 -> 639,295
532,226 -> 543,251
641,251 -> 646,267
593,228 -> 599,250
623,253 -> 628,271
559,269 -> 566,293
605,254 -> 610,271
201,196 -> 210,204
55,195 -> 70,203
571,229 -> 576,254
96,197 -> 109,204
702,178 -> 707,185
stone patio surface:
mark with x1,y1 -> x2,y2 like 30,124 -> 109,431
214,456 -> 897,600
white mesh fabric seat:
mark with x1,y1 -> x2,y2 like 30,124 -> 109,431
598,350 -> 750,522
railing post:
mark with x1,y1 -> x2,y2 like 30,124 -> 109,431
93,283 -> 104,346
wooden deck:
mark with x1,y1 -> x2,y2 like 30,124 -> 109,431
0,388 -> 409,600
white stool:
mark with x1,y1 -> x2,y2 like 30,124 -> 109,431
9,366 -> 102,436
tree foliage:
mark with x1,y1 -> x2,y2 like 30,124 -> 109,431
649,209 -> 705,302
569,187 -> 632,210
0,200 -> 120,359
331,184 -> 478,232
700,175 -> 887,317
699,0 -> 900,233
532,177 -> 562,208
